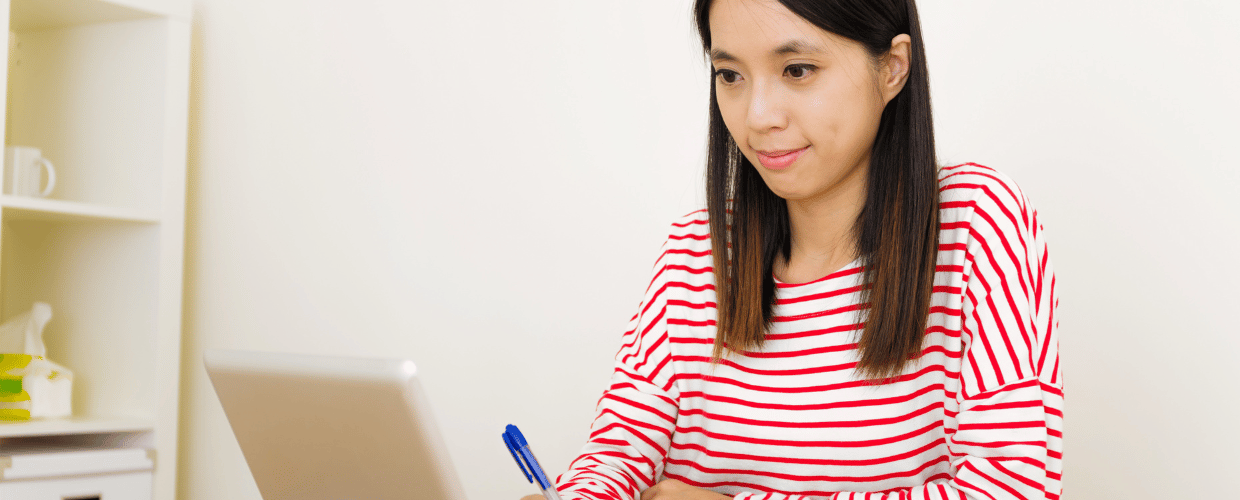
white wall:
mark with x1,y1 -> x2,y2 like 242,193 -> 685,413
178,1 -> 1240,499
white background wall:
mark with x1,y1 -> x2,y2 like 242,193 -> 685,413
177,1 -> 1240,499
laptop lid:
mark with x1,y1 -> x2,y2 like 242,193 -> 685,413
203,349 -> 467,500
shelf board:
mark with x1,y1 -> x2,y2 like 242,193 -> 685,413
0,196 -> 159,223
0,416 -> 154,437
10,0 -> 160,31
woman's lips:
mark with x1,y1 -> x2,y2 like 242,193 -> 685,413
756,147 -> 808,170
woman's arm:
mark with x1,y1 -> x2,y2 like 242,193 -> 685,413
552,226 -> 685,500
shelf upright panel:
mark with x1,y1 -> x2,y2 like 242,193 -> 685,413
151,11 -> 189,500
2,0 -> 10,147
1,1 -> 9,307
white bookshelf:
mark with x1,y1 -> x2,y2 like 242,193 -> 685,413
0,415 -> 153,438
0,0 -> 189,499
1,196 -> 160,223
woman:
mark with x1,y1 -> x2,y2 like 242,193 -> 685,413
527,0 -> 1062,498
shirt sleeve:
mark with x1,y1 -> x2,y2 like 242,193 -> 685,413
732,174 -> 1064,500
554,225 -> 683,500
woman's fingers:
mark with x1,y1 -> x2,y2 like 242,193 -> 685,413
641,481 -> 663,500
644,483 -> 664,500
641,479 -> 732,500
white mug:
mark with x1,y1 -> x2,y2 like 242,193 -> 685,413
3,146 -> 57,197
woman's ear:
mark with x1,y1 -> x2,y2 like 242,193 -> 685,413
881,34 -> 912,105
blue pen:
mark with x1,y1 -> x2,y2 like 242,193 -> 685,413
503,424 -> 563,500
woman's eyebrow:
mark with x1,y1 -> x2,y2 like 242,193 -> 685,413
710,39 -> 827,63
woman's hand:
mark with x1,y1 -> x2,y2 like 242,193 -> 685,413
519,479 -> 730,500
641,479 -> 732,500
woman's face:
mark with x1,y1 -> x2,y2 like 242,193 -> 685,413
708,0 -> 904,202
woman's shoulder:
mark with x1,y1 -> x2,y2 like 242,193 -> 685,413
643,209 -> 714,296
937,163 -> 1044,261
937,162 -> 1032,214
664,208 -> 713,253
672,207 -> 711,229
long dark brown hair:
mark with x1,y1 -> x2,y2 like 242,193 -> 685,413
692,0 -> 939,383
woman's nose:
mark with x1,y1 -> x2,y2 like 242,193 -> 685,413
745,81 -> 788,132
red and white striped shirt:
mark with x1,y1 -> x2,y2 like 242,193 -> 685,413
555,163 -> 1063,500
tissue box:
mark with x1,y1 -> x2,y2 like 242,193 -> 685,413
0,354 -> 72,420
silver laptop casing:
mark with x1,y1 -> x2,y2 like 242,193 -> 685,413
204,349 -> 466,500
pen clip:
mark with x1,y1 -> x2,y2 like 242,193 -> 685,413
507,425 -> 554,490
503,430 -> 533,483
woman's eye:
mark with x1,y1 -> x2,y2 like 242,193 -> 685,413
713,69 -> 740,85
786,64 -> 816,79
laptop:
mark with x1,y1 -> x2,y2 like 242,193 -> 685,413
203,349 -> 467,500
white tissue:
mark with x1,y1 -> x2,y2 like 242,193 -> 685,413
0,302 -> 73,419
0,302 -> 51,356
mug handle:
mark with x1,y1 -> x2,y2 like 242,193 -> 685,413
37,157 -> 55,197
